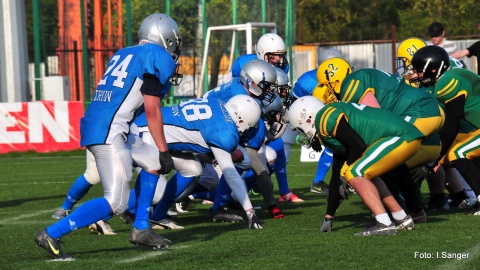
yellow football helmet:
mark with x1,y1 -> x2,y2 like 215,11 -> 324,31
396,37 -> 426,76
316,57 -> 353,104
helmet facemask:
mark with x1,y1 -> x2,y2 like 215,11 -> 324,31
264,52 -> 288,70
317,57 -> 352,104
169,60 -> 183,86
396,57 -> 414,77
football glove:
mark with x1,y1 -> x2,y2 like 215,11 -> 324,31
158,151 -> 174,175
410,166 -> 429,183
319,217 -> 333,232
247,210 -> 263,229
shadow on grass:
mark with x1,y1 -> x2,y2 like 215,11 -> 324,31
0,195 -> 66,209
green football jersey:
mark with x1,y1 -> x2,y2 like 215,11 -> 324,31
314,102 -> 424,155
339,69 -> 441,125
434,68 -> 480,128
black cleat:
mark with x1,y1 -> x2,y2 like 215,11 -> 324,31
209,206 -> 244,223
34,228 -> 72,260
354,222 -> 397,236
129,227 -> 172,249
119,211 -> 135,224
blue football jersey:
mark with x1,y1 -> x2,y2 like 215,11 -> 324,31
204,78 -> 264,150
80,43 -> 176,147
230,53 -> 290,78
292,69 -> 317,98
203,78 -> 248,101
230,54 -> 257,78
135,98 -> 239,154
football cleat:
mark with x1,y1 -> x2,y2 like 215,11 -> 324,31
465,202 -> 480,215
393,215 -> 415,230
424,197 -> 449,211
268,205 -> 285,219
34,228 -> 72,260
279,190 -> 304,203
209,206 -> 244,223
51,208 -> 70,220
119,210 -> 135,224
458,197 -> 479,209
88,220 -> 117,235
175,201 -> 189,213
149,218 -> 184,230
129,227 -> 172,248
410,209 -> 427,223
310,181 -> 329,194
354,222 -> 397,236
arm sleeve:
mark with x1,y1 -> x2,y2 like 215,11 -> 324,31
335,116 -> 367,165
141,74 -> 163,97
325,154 -> 347,216
212,147 -> 253,211
439,95 -> 465,157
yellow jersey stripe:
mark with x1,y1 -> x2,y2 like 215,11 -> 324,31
319,107 -> 336,137
343,79 -> 359,102
437,78 -> 458,99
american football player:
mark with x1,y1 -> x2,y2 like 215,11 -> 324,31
289,97 -> 422,235
411,45 -> 480,215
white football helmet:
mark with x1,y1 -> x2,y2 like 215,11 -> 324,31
138,13 -> 182,61
225,95 -> 262,135
318,48 -> 343,64
255,33 -> 288,69
287,96 -> 325,147
239,59 -> 277,97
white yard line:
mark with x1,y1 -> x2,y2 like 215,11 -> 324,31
0,208 -> 58,224
118,245 -> 189,263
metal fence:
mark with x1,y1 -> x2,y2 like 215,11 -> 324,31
29,39 -> 480,105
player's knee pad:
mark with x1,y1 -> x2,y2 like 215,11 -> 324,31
84,149 -> 101,185
172,152 -> 203,177
152,174 -> 168,205
107,186 -> 131,215
129,132 -> 161,171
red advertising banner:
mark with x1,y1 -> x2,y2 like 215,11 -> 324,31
0,101 -> 84,153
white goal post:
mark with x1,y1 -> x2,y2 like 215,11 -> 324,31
197,22 -> 277,97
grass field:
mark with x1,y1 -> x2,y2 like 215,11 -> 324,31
1,146 -> 479,270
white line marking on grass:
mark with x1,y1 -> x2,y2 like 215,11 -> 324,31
437,243 -> 480,269
0,182 -> 70,186
0,208 -> 57,224
118,245 -> 189,263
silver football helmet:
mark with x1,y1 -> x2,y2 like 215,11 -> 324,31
274,67 -> 293,108
287,96 -> 325,148
138,13 -> 182,61
239,59 -> 277,97
259,92 -> 287,140
225,95 -> 261,136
